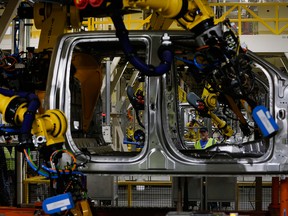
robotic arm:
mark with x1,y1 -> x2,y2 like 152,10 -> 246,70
0,89 -> 67,151
0,89 -> 92,215
73,0 -> 216,77
74,0 -> 254,137
121,0 -> 215,31
74,0 -> 278,139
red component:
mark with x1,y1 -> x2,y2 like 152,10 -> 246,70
137,97 -> 144,105
74,0 -> 89,9
89,0 -> 104,7
136,90 -> 144,105
197,101 -> 205,111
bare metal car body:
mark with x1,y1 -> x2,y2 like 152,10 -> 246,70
46,31 -> 288,176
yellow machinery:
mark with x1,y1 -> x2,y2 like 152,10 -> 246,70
0,0 -> 280,215
71,0 -> 259,138
32,3 -> 81,52
0,92 -> 67,148
15,0 -> 244,138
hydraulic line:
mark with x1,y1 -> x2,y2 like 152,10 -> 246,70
111,12 -> 174,77
0,88 -> 40,140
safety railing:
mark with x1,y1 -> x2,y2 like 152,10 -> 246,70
210,2 -> 288,35
117,180 -> 272,211
117,180 -> 173,207
82,14 -> 151,31
237,181 -> 272,211
23,177 -> 273,211
23,176 -> 50,204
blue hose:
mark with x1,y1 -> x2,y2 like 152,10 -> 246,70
0,88 -> 16,97
0,88 -> 40,138
25,154 -> 83,178
41,164 -> 84,176
17,91 -> 40,134
0,124 -> 20,134
111,12 -> 173,76
123,140 -> 140,145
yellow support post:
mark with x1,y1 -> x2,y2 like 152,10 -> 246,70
127,184 -> 132,207
23,176 -> 50,204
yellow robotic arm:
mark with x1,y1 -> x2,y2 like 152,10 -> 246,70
74,0 -> 215,32
187,87 -> 234,138
74,0 -> 263,138
0,91 -> 92,216
122,0 -> 214,31
0,93 -> 67,149
0,91 -> 93,216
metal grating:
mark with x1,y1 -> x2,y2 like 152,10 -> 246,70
237,185 -> 272,211
117,185 -> 173,207
116,180 -> 273,211
28,183 -> 49,204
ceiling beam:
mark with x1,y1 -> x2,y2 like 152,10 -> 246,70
0,0 -> 21,44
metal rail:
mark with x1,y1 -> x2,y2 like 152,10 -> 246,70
210,2 -> 288,35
